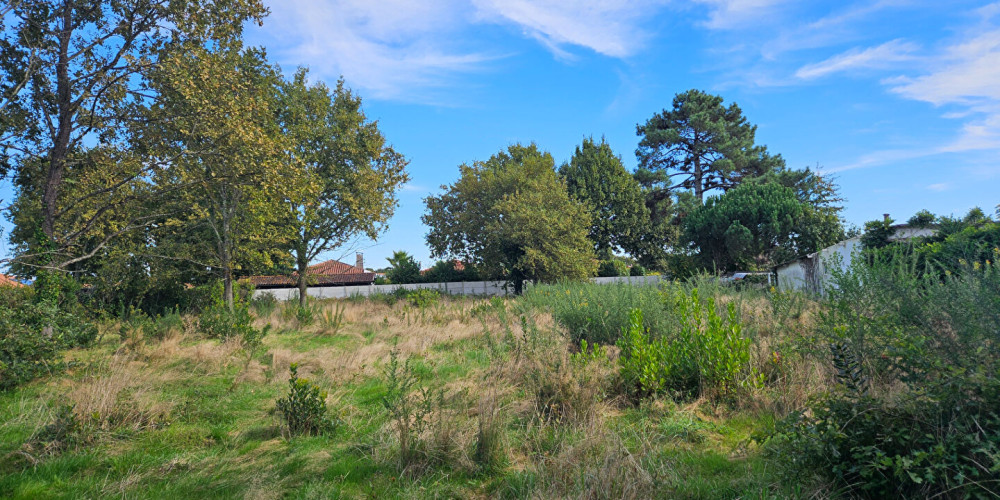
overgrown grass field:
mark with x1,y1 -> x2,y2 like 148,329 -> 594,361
2,255 -> 998,499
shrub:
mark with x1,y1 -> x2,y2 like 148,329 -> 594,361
597,259 -> 628,277
0,286 -> 97,391
617,289 -> 762,401
276,363 -> 335,436
197,282 -> 258,340
629,263 -> 646,276
407,289 -> 440,309
763,251 -> 1000,497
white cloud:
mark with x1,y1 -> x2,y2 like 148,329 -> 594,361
471,0 -> 668,58
795,39 -> 919,79
927,182 -> 951,191
257,0 -> 671,101
260,0 -> 494,102
693,0 -> 788,30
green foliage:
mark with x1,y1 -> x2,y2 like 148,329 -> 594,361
684,181 -> 805,272
386,251 -> 422,284
407,289 -> 440,309
380,349 -> 447,472
280,69 -> 409,305
907,209 -> 936,227
596,259 -> 629,277
197,282 -> 262,342
276,363 -> 335,436
522,282 -> 669,344
422,260 -> 479,282
636,89 -> 784,202
860,216 -> 895,250
629,263 -> 647,276
617,290 -> 762,401
0,286 -> 96,391
424,143 -> 597,293
764,251 -> 1000,497
559,137 -> 650,256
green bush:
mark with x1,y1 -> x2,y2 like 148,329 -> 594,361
276,363 -> 335,436
629,263 -> 646,276
763,251 -> 1000,497
407,289 -> 440,308
0,286 -> 97,391
617,289 -> 762,401
597,259 -> 628,277
197,281 -> 260,340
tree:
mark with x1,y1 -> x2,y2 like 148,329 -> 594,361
147,46 -> 297,310
424,143 -> 596,293
684,181 -> 804,272
0,0 -> 266,270
385,251 -> 421,284
279,69 -> 409,306
636,89 -> 783,202
759,166 -> 846,256
559,137 -> 649,258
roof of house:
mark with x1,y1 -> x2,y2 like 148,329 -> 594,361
0,274 -> 25,288
308,259 -> 365,275
245,258 -> 373,289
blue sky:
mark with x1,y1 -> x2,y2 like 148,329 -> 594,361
3,1 -> 999,271
245,0 -> 1000,269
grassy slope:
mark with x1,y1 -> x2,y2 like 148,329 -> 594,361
0,294 -> 804,499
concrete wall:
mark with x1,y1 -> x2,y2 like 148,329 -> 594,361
253,275 -> 666,301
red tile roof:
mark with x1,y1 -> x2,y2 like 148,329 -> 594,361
245,259 -> 373,289
0,274 -> 25,288
307,259 -> 364,275
0,275 -> 24,287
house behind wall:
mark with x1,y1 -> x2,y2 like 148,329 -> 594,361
775,224 -> 936,294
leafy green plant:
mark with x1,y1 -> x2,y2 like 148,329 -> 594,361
617,289 -> 762,401
276,363 -> 335,436
764,251 -> 1000,498
407,288 -> 440,309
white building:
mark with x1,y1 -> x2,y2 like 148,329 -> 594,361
774,223 -> 936,294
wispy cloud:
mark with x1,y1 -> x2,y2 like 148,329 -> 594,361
471,0 -> 668,58
258,0 -> 672,101
795,39 -> 919,79
693,0 -> 789,30
927,182 -> 951,191
261,0 -> 494,102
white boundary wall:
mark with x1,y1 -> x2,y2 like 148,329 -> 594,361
253,275 -> 665,301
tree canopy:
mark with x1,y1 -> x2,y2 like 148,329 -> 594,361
278,69 -> 409,305
636,89 -> 783,202
423,143 -> 596,293
684,181 -> 804,272
0,0 -> 267,270
559,137 -> 649,258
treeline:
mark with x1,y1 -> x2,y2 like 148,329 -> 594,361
419,90 -> 847,291
1,1 -> 408,315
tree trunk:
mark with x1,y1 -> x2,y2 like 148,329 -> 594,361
296,250 -> 308,308
41,2 -> 75,241
693,154 -> 703,202
222,217 -> 234,312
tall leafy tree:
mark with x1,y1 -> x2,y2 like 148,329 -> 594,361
684,181 -> 804,272
636,89 -> 783,202
0,0 -> 266,270
279,69 -> 409,306
559,137 -> 649,258
424,143 -> 596,293
147,46 -> 297,310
